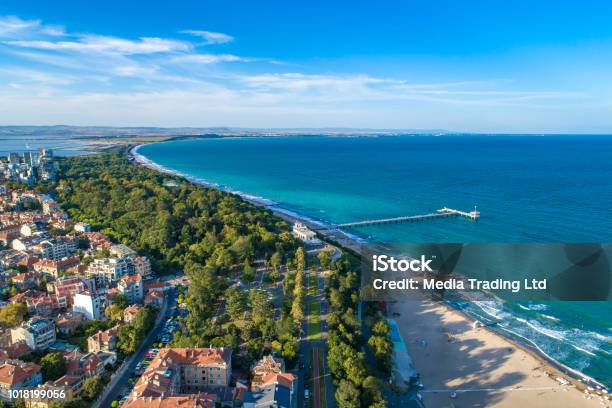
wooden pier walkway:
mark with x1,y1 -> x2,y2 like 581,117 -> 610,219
337,207 -> 480,228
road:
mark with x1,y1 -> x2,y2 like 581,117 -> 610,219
296,268 -> 336,408
312,348 -> 321,408
94,288 -> 173,408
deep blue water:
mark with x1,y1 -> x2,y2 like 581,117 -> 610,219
139,135 -> 612,386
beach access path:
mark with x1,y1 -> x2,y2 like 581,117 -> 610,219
390,300 -> 604,408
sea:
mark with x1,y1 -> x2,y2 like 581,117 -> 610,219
0,135 -> 91,156
137,135 -> 612,387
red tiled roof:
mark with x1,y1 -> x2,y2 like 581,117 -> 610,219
260,372 -> 295,389
4,341 -> 31,359
120,274 -> 142,285
53,375 -> 81,387
0,361 -> 41,386
122,395 -> 216,408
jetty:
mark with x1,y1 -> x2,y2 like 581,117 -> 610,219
337,207 -> 480,228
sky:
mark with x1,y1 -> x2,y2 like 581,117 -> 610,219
1,0 -> 612,133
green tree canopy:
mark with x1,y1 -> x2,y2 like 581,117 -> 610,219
40,352 -> 67,381
0,303 -> 27,327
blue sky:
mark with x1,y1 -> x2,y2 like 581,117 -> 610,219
1,0 -> 612,132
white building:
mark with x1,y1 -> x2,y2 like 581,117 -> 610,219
35,237 -> 77,261
19,223 -> 37,237
86,257 -> 131,285
292,222 -> 321,245
110,244 -> 136,258
72,292 -> 106,320
42,200 -> 61,215
11,317 -> 56,351
74,222 -> 91,233
118,274 -> 144,304
131,256 -> 152,278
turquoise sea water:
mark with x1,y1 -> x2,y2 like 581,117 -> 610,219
139,135 -> 612,387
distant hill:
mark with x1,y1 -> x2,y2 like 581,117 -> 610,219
0,125 -> 451,139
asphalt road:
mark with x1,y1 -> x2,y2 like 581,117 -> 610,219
94,288 -> 173,408
296,269 -> 336,408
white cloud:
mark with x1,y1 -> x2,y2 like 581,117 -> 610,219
0,16 -> 41,36
181,30 -> 233,44
0,67 -> 75,85
173,53 -> 249,64
0,14 -> 597,131
7,35 -> 190,55
112,65 -> 159,77
241,73 -> 398,91
0,15 -> 64,38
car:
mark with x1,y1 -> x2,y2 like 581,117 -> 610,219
392,312 -> 401,317
304,389 -> 310,399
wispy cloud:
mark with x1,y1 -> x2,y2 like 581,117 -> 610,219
0,14 -> 596,131
7,35 -> 191,55
0,15 -> 64,38
181,29 -> 233,44
173,54 -> 249,64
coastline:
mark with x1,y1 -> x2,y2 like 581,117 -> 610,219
128,143 -> 610,407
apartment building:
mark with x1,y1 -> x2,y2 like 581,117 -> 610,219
10,317 -> 56,351
0,360 -> 42,402
118,274 -> 144,304
34,237 -> 77,261
72,291 -> 105,320
131,348 -> 232,399
86,257 -> 131,285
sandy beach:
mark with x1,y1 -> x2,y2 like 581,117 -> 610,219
390,299 -> 609,407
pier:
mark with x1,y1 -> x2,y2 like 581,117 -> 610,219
336,207 -> 480,228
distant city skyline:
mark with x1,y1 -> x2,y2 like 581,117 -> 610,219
1,0 -> 612,133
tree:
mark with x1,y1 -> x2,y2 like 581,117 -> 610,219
105,304 -> 123,322
372,319 -> 390,336
318,250 -> 332,269
0,303 -> 27,327
270,251 -> 282,273
226,287 -> 248,321
295,247 -> 305,272
281,337 -> 299,362
335,380 -> 361,408
362,376 -> 385,405
249,289 -> 273,327
242,259 -> 256,283
117,325 -> 139,355
112,294 -> 129,309
290,298 -> 304,322
368,319 -> 393,373
82,376 -> 104,400
40,352 -> 67,381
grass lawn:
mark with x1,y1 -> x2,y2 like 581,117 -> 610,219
307,299 -> 322,340
308,272 -> 318,296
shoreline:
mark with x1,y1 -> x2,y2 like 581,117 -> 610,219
128,143 -> 610,406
